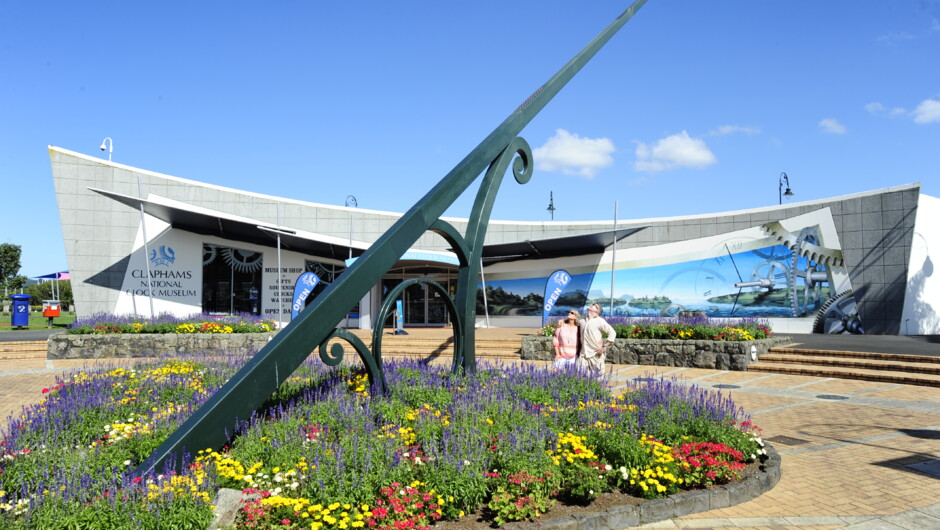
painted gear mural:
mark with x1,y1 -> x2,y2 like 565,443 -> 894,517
813,289 -> 864,334
759,222 -> 846,317
788,227 -> 829,317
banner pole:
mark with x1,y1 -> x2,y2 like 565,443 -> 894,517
610,201 -> 618,317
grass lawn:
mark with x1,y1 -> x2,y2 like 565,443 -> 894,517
0,311 -> 76,332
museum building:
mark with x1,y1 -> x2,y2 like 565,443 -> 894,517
49,146 -> 938,335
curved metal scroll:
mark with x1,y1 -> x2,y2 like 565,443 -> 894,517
374,278 -> 465,373
318,328 -> 387,393
136,0 -> 649,476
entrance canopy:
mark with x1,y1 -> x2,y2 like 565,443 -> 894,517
480,226 -> 647,264
91,187 -> 647,268
90,188 -> 369,261
35,271 -> 70,280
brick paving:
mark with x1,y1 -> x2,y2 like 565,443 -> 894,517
1,329 -> 939,528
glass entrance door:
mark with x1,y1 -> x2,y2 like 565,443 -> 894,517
383,276 -> 451,327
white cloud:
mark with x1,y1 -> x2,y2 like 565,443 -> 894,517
633,131 -> 717,173
710,125 -> 760,136
818,118 -> 847,134
877,31 -> 916,44
912,98 -> 940,124
533,129 -> 615,179
865,102 -> 907,117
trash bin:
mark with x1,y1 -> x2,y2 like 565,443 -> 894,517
42,300 -> 61,318
43,300 -> 61,329
10,294 -> 32,328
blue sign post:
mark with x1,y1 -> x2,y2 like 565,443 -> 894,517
542,270 -> 571,326
394,299 -> 407,335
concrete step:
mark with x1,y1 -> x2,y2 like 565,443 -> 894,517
0,340 -> 47,359
751,347 -> 940,387
748,362 -> 940,387
768,347 -> 940,365
760,352 -> 940,376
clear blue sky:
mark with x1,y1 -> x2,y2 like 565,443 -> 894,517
2,0 -> 938,279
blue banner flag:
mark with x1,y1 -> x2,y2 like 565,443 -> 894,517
542,269 -> 572,326
291,272 -> 321,320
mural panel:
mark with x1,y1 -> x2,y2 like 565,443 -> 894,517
479,212 -> 864,333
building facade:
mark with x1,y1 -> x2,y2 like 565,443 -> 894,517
49,146 -> 938,335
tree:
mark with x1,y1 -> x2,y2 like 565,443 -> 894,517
24,280 -> 72,307
0,243 -> 22,298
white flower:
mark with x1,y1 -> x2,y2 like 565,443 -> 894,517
605,465 -> 612,471
463,460 -> 471,466
123,460 -> 131,466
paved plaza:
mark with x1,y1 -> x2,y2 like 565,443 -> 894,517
1,330 -> 939,529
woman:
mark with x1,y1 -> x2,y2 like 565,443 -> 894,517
576,303 -> 616,374
552,309 -> 581,368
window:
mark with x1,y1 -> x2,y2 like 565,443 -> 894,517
203,244 -> 264,315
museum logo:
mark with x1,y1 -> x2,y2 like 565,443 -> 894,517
150,246 -> 176,267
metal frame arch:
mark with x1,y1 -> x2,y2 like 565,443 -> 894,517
317,329 -> 387,393
374,278 -> 465,373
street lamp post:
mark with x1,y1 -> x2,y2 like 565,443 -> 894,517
779,172 -> 794,205
99,137 -> 113,161
345,195 -> 357,259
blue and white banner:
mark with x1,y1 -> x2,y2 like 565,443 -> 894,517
542,269 -> 571,326
291,272 -> 321,320
395,299 -> 405,332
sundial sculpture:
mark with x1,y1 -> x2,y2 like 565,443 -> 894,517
136,0 -> 649,476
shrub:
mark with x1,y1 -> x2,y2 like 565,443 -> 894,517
67,312 -> 276,334
0,356 -> 765,528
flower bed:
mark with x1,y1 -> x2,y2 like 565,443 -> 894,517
539,316 -> 772,341
521,336 -> 785,370
67,312 -> 276,335
48,313 -> 279,359
528,316 -> 785,370
0,354 -> 776,529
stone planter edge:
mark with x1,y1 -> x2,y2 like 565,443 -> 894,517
46,332 -> 279,359
521,335 -> 792,370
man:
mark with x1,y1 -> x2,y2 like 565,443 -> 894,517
577,303 -> 616,374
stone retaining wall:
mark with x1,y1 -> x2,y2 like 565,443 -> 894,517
521,336 -> 789,370
47,332 -> 278,359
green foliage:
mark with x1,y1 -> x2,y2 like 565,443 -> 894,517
2,356 -> 767,528
539,321 -> 558,337
486,469 -> 557,525
0,243 -> 22,295
612,321 -> 772,341
21,280 -> 72,307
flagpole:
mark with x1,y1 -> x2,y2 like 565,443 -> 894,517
609,201 -> 618,317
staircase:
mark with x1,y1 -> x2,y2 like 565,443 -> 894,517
0,340 -> 47,360
749,346 -> 940,387
340,330 -> 522,362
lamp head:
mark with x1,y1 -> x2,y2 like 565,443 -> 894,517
99,142 -> 107,151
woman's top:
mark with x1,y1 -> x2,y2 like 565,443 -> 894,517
552,323 -> 579,359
